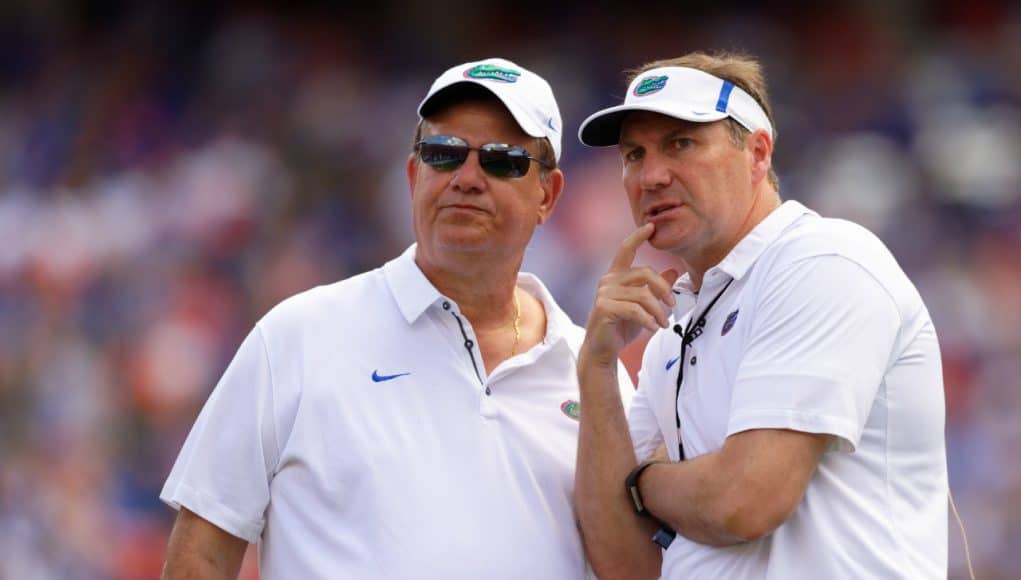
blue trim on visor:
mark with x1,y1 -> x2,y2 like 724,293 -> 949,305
715,81 -> 735,113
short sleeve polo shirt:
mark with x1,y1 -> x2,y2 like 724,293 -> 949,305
161,245 -> 633,579
628,201 -> 948,579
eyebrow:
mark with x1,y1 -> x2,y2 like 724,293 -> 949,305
619,124 -> 700,150
663,125 -> 700,142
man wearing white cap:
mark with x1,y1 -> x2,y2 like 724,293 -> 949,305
159,57 -> 632,579
573,52 -> 947,579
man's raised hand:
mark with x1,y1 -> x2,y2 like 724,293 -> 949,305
582,223 -> 679,365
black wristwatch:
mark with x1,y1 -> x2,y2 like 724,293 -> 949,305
625,460 -> 662,516
625,460 -> 677,549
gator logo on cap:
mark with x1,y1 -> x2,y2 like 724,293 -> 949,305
633,75 -> 668,96
560,400 -> 581,421
464,64 -> 521,83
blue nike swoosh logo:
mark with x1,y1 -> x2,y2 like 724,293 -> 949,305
372,370 -> 410,382
665,357 -> 680,371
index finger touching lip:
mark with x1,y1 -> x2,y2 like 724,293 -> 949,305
609,223 -> 655,272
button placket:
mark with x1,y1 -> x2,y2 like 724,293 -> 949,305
674,278 -> 733,461
439,298 -> 486,387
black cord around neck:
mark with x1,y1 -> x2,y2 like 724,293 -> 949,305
672,278 -> 733,460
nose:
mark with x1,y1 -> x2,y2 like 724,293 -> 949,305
450,150 -> 486,193
638,151 -> 672,192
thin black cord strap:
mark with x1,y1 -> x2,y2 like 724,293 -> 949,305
674,278 -> 733,460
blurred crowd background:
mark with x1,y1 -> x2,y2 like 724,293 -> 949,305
0,1 -> 1019,578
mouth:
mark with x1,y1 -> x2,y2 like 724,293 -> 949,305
442,203 -> 490,214
644,202 -> 683,221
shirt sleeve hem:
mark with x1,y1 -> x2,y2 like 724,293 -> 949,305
160,482 -> 264,543
727,410 -> 860,453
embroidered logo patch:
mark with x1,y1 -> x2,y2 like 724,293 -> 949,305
721,309 -> 739,336
464,64 -> 521,83
633,75 -> 668,96
560,400 -> 581,421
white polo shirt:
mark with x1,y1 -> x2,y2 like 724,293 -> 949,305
628,201 -> 948,579
161,245 -> 633,579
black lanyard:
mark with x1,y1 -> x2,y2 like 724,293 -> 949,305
673,278 -> 733,460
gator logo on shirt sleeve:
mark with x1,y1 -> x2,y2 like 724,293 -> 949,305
721,309 -> 739,336
464,64 -> 521,83
560,400 -> 581,421
633,75 -> 668,96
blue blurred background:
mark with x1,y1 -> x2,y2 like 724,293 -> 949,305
0,1 -> 1018,578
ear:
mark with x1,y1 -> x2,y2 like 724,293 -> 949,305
536,168 -> 565,225
748,129 -> 774,186
406,153 -> 418,199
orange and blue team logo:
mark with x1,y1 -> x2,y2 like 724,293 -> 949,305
722,309 -> 739,336
464,64 -> 520,83
560,400 -> 581,420
634,75 -> 668,96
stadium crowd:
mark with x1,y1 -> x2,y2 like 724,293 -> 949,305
0,2 -> 1019,578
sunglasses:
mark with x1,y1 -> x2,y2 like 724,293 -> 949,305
416,135 -> 552,178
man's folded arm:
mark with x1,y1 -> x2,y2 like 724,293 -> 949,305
639,427 -> 832,546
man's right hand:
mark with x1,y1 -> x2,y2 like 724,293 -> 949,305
582,223 -> 679,365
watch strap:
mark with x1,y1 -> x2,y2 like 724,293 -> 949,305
625,460 -> 663,516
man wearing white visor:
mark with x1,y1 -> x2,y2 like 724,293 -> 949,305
160,57 -> 633,579
574,52 -> 947,579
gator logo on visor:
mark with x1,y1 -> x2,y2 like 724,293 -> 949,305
464,64 -> 521,83
560,400 -> 581,421
633,75 -> 668,96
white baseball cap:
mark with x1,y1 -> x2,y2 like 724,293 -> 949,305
418,57 -> 563,161
578,66 -> 774,147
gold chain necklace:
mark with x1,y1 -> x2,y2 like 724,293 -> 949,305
511,291 -> 521,356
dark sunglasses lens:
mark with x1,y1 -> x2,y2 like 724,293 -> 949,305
479,147 -> 531,178
419,143 -> 468,171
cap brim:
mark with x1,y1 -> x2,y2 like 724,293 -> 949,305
578,103 -> 728,147
419,82 -> 479,117
418,81 -> 546,139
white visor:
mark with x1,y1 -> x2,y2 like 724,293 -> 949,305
578,66 -> 774,147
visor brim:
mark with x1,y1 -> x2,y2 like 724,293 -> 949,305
578,103 -> 728,147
